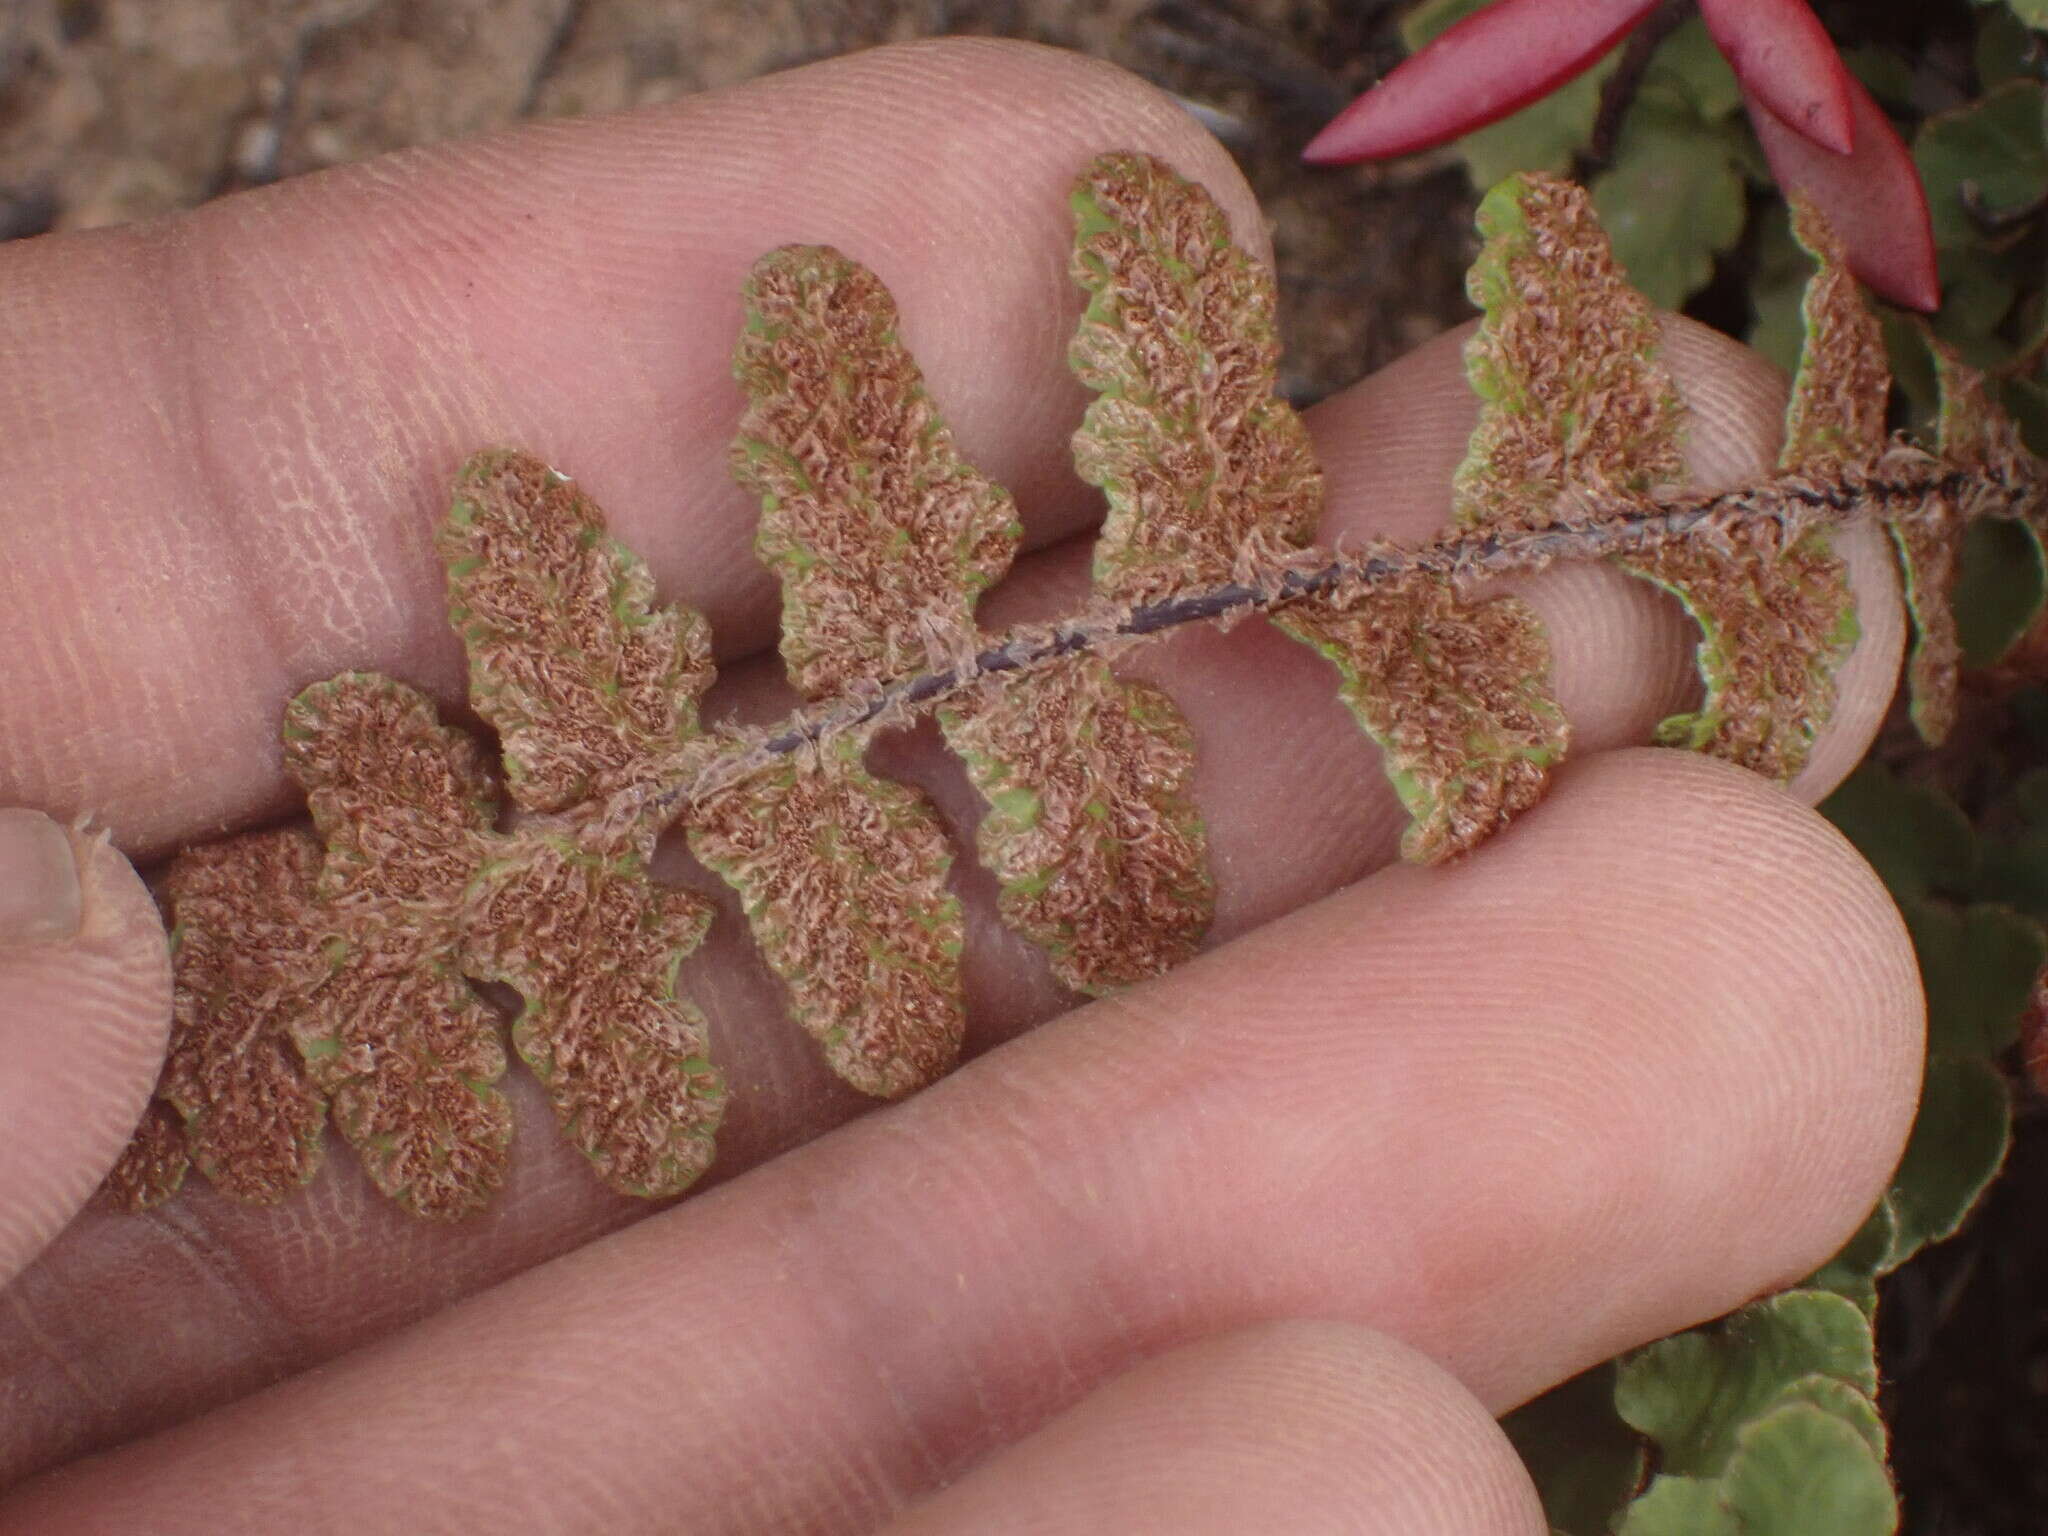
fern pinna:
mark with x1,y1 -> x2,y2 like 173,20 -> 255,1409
103,154 -> 2041,1230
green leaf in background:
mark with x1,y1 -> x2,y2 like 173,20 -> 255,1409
1615,1396 -> 1895,1535
1748,204 -> 1812,376
2006,374 -> 2048,455
1931,246 -> 2024,365
1953,515 -> 2046,666
1638,17 -> 1742,121
1842,43 -> 1919,111
1716,1398 -> 1894,1530
1975,5 -> 2043,88
1879,899 -> 2039,1267
2016,765 -> 2048,822
1590,22 -> 1749,310
1817,764 -> 1977,904
1880,309 -> 1942,429
1803,1197 -> 1898,1318
1886,1056 -> 2012,1267
1817,767 -> 2041,1278
1614,1290 -> 1877,1478
1911,77 -> 2047,389
1906,900 -> 2046,1057
1402,0 -> 1619,187
1767,1374 -> 1888,1464
1592,102 -> 1747,309
1501,1362 -> 1646,1536
1976,768 -> 2048,919
1616,1475 -> 1745,1536
1613,1292 -> 1894,1535
2016,682 -> 2048,745
1914,80 -> 2048,250
1981,0 -> 2048,40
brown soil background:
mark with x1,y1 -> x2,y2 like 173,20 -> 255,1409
0,0 -> 1476,399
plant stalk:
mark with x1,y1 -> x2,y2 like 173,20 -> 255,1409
629,451 -> 2040,821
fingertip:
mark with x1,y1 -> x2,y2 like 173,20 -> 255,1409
1305,312 -> 1903,802
887,1321 -> 1546,1536
0,812 -> 171,1282
1476,750 -> 1923,1334
0,38 -> 1261,858
1154,746 -> 1923,1402
1309,313 -> 1796,525
0,809 -> 82,945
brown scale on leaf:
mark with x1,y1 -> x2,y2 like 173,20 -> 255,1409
1277,577 -> 1567,861
100,1100 -> 190,1212
720,244 -> 991,1083
688,738 -> 966,1099
941,657 -> 1212,992
101,830 -> 325,1213
1071,151 -> 1321,604
734,245 -> 1019,698
464,830 -> 724,1199
295,955 -> 513,1219
1632,525 -> 1858,780
1456,173 -> 1861,785
1627,199 -> 1872,780
1930,349 -> 2047,537
284,675 -> 515,1218
1887,466 -> 1967,749
93,152 -> 2045,1222
1888,338 -> 2047,745
442,449 -> 715,813
145,829 -> 329,1206
1454,175 -> 1686,532
1779,201 -> 1891,480
729,219 -> 1218,1008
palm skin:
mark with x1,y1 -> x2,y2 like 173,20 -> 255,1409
0,39 -> 1920,1535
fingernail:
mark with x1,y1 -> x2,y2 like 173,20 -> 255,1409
0,809 -> 84,945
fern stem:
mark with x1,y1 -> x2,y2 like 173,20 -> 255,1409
638,453 -> 2038,819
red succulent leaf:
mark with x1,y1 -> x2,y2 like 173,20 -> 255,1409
1698,0 -> 1855,154
1745,71 -> 1940,311
1302,0 -> 1659,164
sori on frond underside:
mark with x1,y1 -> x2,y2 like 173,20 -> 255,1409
99,152 -> 2047,1222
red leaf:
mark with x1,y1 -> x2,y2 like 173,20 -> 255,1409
1698,0 -> 1855,154
1302,0 -> 1659,164
1745,72 -> 1940,311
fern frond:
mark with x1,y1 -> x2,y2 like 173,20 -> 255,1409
99,152 -> 2046,1223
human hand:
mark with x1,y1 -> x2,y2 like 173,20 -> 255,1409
0,39 -> 1921,1534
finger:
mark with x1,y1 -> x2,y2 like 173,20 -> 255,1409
883,1323 -> 1545,1536
0,319 -> 1903,1480
935,312 -> 1899,948
0,105 -> 1907,1479
0,35 -> 1899,864
0,38 -> 1256,858
0,812 -> 169,1285
1301,313 -> 1903,806
1,39 -> 1267,1480
0,753 -> 1921,1534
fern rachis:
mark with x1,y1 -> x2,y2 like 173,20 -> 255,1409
99,153 -> 2044,1226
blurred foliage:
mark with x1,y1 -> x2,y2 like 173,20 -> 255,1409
1588,20 -> 1748,311
1405,0 -> 2048,449
1951,517 -> 2046,666
1504,760 -> 2046,1533
1406,5 -> 2048,1526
